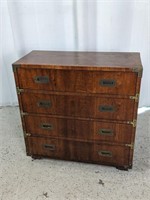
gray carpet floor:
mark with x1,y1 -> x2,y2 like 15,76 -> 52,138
0,106 -> 150,200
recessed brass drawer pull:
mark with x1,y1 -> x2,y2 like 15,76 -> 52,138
37,100 -> 51,108
99,105 -> 115,112
40,123 -> 53,130
98,129 -> 113,136
43,144 -> 55,151
34,76 -> 49,83
100,79 -> 116,87
98,150 -> 112,157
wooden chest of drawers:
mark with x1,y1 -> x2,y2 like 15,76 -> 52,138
12,51 -> 142,170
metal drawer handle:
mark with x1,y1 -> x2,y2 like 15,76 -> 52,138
99,105 -> 115,112
100,79 -> 116,87
37,100 -> 51,108
40,123 -> 53,130
43,144 -> 55,151
98,129 -> 113,136
34,76 -> 49,83
98,150 -> 112,157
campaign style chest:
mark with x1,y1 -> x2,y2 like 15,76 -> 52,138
13,51 -> 142,170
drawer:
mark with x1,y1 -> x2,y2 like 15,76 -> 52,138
93,144 -> 130,166
17,68 -> 137,95
24,115 -> 133,144
21,93 -> 134,121
27,137 -> 130,167
27,137 -> 61,158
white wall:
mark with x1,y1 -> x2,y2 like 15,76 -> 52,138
0,0 -> 150,107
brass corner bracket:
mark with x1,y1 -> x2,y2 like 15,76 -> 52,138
132,66 -> 143,77
16,87 -> 24,95
13,65 -> 20,73
24,132 -> 31,137
125,143 -> 134,149
129,93 -> 139,103
127,119 -> 137,128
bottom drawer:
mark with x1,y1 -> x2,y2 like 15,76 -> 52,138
27,137 -> 131,168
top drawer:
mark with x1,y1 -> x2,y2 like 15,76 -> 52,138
17,68 -> 137,95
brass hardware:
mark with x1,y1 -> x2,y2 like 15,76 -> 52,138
20,111 -> 28,116
37,100 -> 51,108
34,76 -> 49,83
99,105 -> 115,112
125,143 -> 134,149
132,66 -> 143,77
24,132 -> 31,137
43,144 -> 55,151
98,129 -> 113,136
129,93 -> 139,102
13,65 -> 19,73
98,150 -> 112,157
100,79 -> 116,87
16,87 -> 24,94
26,133 -> 31,137
127,120 -> 136,127
40,123 -> 53,130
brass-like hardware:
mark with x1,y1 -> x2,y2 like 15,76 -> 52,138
127,119 -> 137,127
129,93 -> 139,102
43,144 -> 55,151
20,111 -> 28,116
34,76 -> 49,83
132,66 -> 143,77
37,100 -> 51,108
16,87 -> 24,94
24,132 -> 31,137
13,65 -> 19,73
125,143 -> 134,149
100,79 -> 116,87
98,150 -> 112,157
98,129 -> 113,136
40,123 -> 53,130
99,105 -> 115,112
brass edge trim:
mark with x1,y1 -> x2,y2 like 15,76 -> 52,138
127,119 -> 137,127
20,111 -> 28,116
132,66 -> 143,77
13,65 -> 20,73
129,93 -> 139,102
125,143 -> 134,149
16,87 -> 24,94
24,132 -> 31,137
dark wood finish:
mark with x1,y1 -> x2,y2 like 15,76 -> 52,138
13,51 -> 142,69
24,115 -> 133,144
21,92 -> 134,120
12,51 -> 143,170
17,68 -> 137,95
27,136 -> 130,167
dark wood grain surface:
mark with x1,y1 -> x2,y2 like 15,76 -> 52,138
17,68 -> 137,95
12,51 -> 142,170
21,92 -> 134,121
27,136 -> 130,167
13,50 -> 142,69
24,115 -> 133,144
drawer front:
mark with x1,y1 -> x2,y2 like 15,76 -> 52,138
93,71 -> 136,95
24,115 -> 93,140
27,137 -> 130,167
93,144 -> 130,166
17,68 -> 137,95
21,93 -> 134,120
93,121 -> 132,143
27,137 -> 61,157
25,115 -> 132,144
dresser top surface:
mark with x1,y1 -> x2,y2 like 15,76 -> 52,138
13,50 -> 142,69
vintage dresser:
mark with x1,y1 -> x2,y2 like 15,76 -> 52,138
12,51 -> 142,170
